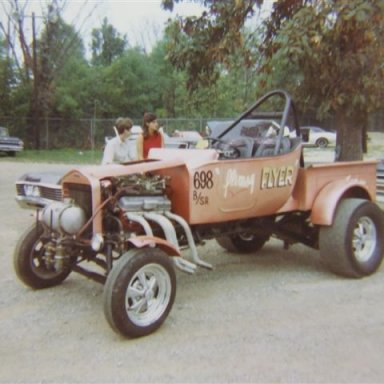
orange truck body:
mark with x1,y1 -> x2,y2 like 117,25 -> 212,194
61,145 -> 377,235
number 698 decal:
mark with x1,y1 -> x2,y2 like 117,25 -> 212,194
193,170 -> 214,189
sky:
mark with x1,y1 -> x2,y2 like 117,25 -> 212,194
92,0 -> 207,48
76,0 -> 273,49
0,0 -> 207,53
49,0 -> 209,51
1,0 -> 274,53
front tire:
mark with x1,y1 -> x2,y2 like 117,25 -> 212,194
319,199 -> 384,278
14,223 -> 72,289
103,248 -> 176,338
216,233 -> 269,254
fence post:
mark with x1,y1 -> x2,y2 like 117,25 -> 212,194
45,117 -> 49,149
90,120 -> 95,151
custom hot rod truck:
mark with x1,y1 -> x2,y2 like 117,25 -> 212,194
14,90 -> 384,338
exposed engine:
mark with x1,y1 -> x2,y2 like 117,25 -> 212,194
100,174 -> 212,273
37,173 -> 212,277
39,173 -> 170,235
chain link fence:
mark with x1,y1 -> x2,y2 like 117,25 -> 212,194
1,112 -> 383,151
0,117 -> 216,151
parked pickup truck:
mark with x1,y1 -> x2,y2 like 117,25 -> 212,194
14,90 -> 384,338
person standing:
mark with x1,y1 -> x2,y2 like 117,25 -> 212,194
136,112 -> 164,160
102,117 -> 135,165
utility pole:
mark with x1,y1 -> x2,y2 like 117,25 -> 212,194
32,12 -> 40,149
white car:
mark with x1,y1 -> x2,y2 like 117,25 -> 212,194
173,130 -> 202,142
300,126 -> 336,148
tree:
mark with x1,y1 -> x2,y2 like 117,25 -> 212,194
162,0 -> 384,161
162,0 -> 262,91
0,0 -> 88,148
38,9 -> 86,112
260,0 -> 384,160
54,57 -> 91,118
0,38 -> 16,117
91,18 -> 128,66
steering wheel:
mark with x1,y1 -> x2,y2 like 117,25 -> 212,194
205,137 -> 241,159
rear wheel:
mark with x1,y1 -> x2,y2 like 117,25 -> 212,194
14,223 -> 72,289
315,138 -> 328,148
103,247 -> 176,338
216,233 -> 269,254
319,199 -> 384,277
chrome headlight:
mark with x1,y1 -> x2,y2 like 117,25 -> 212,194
24,184 -> 41,197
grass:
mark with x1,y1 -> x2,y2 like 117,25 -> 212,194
0,149 -> 101,164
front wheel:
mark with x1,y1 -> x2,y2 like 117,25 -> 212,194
216,233 -> 269,254
14,223 -> 72,289
319,199 -> 384,278
103,247 -> 176,338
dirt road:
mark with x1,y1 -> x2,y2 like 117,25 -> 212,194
1,161 -> 384,383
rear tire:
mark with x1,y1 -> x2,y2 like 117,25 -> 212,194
216,233 -> 269,254
103,247 -> 176,338
316,138 -> 328,148
319,199 -> 384,278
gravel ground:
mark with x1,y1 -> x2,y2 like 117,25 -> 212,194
1,154 -> 384,383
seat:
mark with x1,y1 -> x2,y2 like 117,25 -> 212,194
254,136 -> 291,157
280,136 -> 291,154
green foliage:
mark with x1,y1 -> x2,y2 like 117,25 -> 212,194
54,58 -> 92,118
0,0 -> 277,128
98,48 -> 158,116
39,16 -> 86,67
0,40 -> 15,116
261,0 -> 384,119
259,0 -> 384,160
163,0 -> 263,91
1,0 -> 383,160
91,18 -> 128,66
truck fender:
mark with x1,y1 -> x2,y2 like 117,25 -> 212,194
310,178 -> 372,225
127,235 -> 181,257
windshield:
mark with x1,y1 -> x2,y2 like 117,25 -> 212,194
217,91 -> 299,142
205,91 -> 302,160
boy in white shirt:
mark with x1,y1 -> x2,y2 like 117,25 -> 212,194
102,117 -> 136,165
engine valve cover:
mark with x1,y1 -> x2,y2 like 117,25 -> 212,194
118,195 -> 171,212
